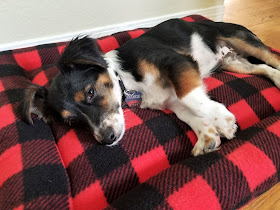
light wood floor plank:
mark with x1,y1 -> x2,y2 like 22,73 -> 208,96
242,183 -> 280,210
223,0 -> 280,49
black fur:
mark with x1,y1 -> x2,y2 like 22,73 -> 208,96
57,36 -> 107,74
22,19 -> 271,145
116,19 -> 267,83
23,37 -> 119,144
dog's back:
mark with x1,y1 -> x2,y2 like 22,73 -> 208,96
112,19 -> 280,155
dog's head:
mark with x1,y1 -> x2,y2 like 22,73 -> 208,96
22,37 -> 125,145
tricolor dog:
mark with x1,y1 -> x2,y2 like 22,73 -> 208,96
23,19 -> 280,156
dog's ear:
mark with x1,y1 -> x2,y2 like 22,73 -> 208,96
58,36 -> 107,74
22,84 -> 49,124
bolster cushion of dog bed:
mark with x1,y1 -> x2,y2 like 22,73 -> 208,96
1,15 -> 280,210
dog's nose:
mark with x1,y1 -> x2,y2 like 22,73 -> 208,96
108,132 -> 117,143
102,128 -> 117,144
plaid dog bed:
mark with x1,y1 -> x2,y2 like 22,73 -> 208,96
1,15 -> 280,210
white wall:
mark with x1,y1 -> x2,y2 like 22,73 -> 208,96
0,0 -> 224,51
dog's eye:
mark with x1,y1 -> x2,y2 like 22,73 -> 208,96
67,117 -> 78,126
87,88 -> 95,99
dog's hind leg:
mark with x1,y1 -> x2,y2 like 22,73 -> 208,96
221,36 -> 280,71
223,55 -> 280,88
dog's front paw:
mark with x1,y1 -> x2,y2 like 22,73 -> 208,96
215,116 -> 237,139
210,102 -> 238,139
192,124 -> 221,156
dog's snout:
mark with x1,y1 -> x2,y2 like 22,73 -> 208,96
108,132 -> 117,143
101,127 -> 117,144
88,109 -> 125,145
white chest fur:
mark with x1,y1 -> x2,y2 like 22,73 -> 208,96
104,50 -> 172,110
139,74 -> 175,110
119,70 -> 174,110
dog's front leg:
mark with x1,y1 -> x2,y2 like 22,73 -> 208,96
169,99 -> 221,156
179,85 -> 237,138
169,85 -> 237,156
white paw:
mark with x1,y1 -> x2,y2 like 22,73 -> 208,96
256,64 -> 280,89
192,123 -> 221,156
209,102 -> 237,139
268,67 -> 280,89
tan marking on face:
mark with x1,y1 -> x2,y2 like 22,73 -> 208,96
97,73 -> 112,86
215,118 -> 218,121
94,73 -> 114,109
85,84 -> 91,92
198,130 -> 201,135
176,69 -> 202,98
95,73 -> 113,92
74,91 -> 85,102
61,110 -> 72,118
100,96 -> 110,109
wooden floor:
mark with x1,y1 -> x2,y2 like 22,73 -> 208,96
242,183 -> 280,210
223,0 -> 280,50
223,0 -> 280,209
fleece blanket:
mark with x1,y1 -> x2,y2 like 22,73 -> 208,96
1,15 -> 280,210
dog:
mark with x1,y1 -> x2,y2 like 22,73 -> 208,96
22,19 -> 280,156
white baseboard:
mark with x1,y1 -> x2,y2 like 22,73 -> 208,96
0,5 -> 224,52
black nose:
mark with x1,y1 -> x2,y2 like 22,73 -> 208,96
108,132 -> 116,143
102,128 -> 117,144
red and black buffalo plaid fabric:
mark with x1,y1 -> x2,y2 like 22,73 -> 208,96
1,15 -> 280,210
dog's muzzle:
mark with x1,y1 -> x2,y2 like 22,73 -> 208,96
94,108 -> 125,145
